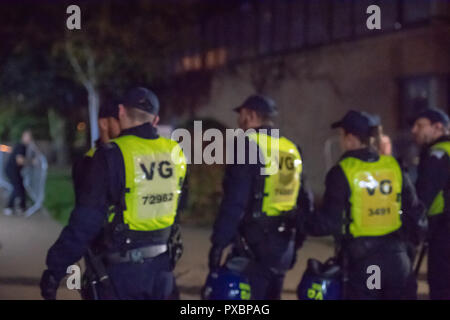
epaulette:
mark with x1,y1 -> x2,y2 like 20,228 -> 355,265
430,149 -> 446,159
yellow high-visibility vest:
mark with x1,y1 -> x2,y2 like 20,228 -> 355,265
427,141 -> 450,216
112,135 -> 187,231
339,155 -> 403,237
247,132 -> 302,216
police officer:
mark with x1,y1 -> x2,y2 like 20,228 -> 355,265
40,87 -> 187,300
70,99 -> 121,299
370,114 -> 392,156
310,110 -> 426,299
72,99 -> 120,203
411,108 -> 450,300
208,95 -> 313,300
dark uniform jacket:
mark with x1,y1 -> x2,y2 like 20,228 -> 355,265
211,126 -> 314,270
46,123 -> 187,282
72,139 -> 103,204
309,147 -> 427,256
416,135 -> 450,233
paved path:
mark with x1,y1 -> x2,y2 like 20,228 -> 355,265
0,210 -> 429,299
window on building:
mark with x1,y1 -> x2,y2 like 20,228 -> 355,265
289,0 -> 306,49
239,2 -> 257,58
403,0 -> 431,24
204,18 -> 216,52
399,75 -> 450,129
258,0 -> 272,55
378,0 -> 401,31
224,12 -> 240,62
272,0 -> 289,52
307,0 -> 330,45
331,0 -> 352,40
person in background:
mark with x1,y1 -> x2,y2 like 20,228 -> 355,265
208,95 -> 313,300
40,87 -> 187,300
3,129 -> 33,216
411,108 -> 450,300
309,110 -> 426,299
72,99 -> 120,203
370,115 -> 393,156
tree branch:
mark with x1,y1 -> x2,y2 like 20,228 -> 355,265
65,40 -> 89,87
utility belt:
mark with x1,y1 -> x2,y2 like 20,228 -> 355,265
105,244 -> 168,265
105,223 -> 172,247
242,210 -> 298,243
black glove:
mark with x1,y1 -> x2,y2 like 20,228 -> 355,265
40,270 -> 59,300
208,245 -> 223,271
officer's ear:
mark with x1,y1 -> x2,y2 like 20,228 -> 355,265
98,118 -> 108,131
152,115 -> 160,127
118,104 -> 127,120
433,121 -> 445,134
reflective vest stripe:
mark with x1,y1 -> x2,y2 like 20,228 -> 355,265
85,147 -> 96,158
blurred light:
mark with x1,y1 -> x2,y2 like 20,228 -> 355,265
205,48 -> 227,69
77,122 -> 86,131
180,48 -> 227,72
0,144 -> 11,153
182,54 -> 202,72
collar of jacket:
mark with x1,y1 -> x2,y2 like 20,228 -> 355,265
253,125 -> 278,137
340,147 -> 380,162
119,122 -> 159,140
428,135 -> 450,149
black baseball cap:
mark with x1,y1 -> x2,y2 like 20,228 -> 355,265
331,110 -> 373,138
233,94 -> 278,116
411,108 -> 449,126
121,87 -> 160,115
99,98 -> 119,120
369,114 -> 381,127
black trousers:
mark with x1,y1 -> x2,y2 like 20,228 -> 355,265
244,261 -> 286,300
428,220 -> 450,300
345,241 -> 415,300
93,252 -> 177,300
7,172 -> 26,210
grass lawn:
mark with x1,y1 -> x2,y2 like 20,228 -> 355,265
44,167 -> 74,225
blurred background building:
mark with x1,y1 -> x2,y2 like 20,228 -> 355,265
163,0 -> 450,195
0,0 -> 449,206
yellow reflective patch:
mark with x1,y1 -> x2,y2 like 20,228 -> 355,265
239,283 -> 251,300
270,150 -> 301,204
356,170 -> 399,230
113,135 -> 186,231
248,133 -> 303,216
340,155 -> 402,237
307,283 -> 324,300
134,152 -> 180,224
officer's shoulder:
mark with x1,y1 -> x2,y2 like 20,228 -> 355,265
93,141 -> 120,158
326,163 -> 346,182
98,141 -> 118,151
428,148 -> 449,160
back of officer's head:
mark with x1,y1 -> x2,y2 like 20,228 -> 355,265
411,108 -> 449,146
332,110 -> 375,152
234,95 -> 277,130
118,87 -> 160,130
